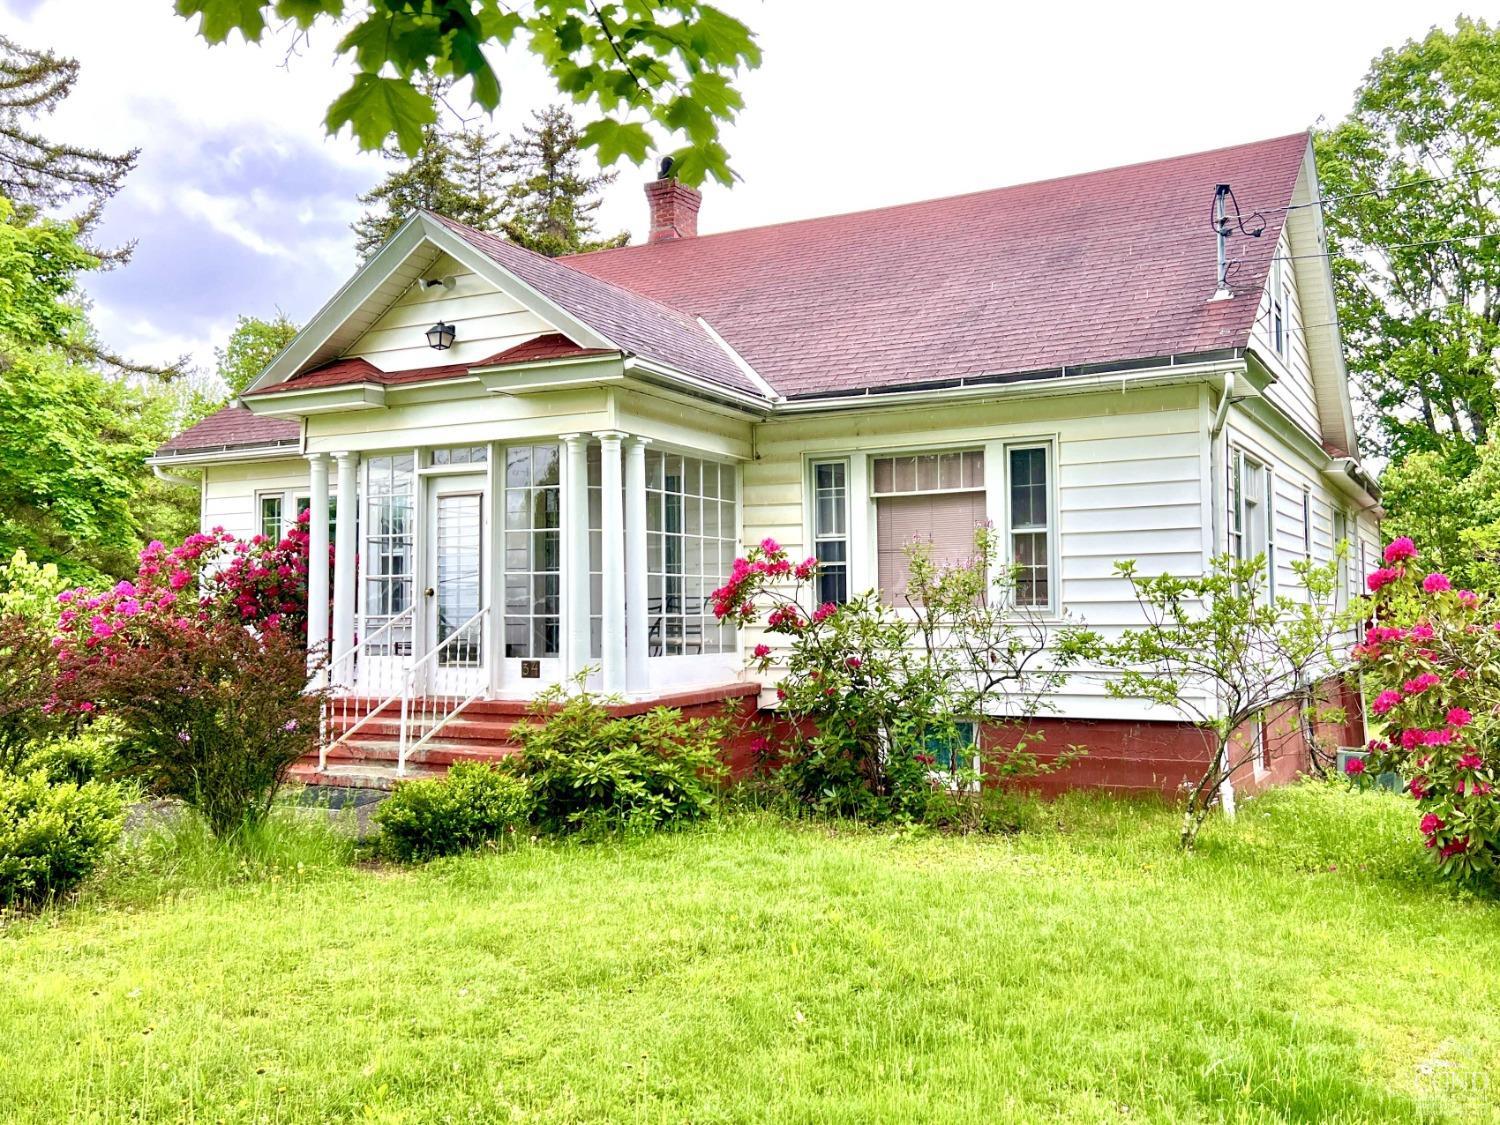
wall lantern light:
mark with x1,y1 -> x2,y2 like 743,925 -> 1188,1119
425,321 -> 457,351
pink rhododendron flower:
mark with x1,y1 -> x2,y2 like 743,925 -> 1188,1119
793,557 -> 818,581
1409,623 -> 1434,641
1458,753 -> 1484,770
1423,573 -> 1452,593
845,656 -> 862,670
811,602 -> 837,623
1440,838 -> 1469,859
1367,567 -> 1401,593
1403,673 -> 1441,694
1459,589 -> 1479,608
1371,690 -> 1403,715
1420,729 -> 1454,746
1447,707 -> 1473,727
752,643 -> 771,659
749,734 -> 769,754
759,537 -> 781,553
1344,756 -> 1366,775
1383,537 -> 1417,564
1409,777 -> 1428,800
1400,729 -> 1423,750
1420,813 -> 1445,836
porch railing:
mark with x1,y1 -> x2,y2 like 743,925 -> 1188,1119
320,604 -> 417,770
397,604 -> 492,776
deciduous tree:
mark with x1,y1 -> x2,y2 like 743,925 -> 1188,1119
1315,17 -> 1500,463
174,0 -> 759,187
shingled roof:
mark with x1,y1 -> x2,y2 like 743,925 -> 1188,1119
160,133 -> 1313,455
155,405 -> 299,458
564,133 -> 1311,399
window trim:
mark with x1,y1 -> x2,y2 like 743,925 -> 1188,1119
809,457 -> 851,605
998,439 -> 1058,616
1228,446 -> 1273,599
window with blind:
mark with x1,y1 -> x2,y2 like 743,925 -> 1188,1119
1006,445 -> 1053,609
872,451 -> 985,604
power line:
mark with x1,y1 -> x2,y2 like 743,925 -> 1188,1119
1256,165 -> 1500,217
1239,230 -> 1500,266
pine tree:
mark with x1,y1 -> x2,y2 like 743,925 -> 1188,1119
496,105 -> 629,258
0,34 -> 138,263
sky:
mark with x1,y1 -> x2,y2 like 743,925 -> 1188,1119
0,0 -> 1482,379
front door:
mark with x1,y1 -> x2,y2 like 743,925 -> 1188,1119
423,475 -> 488,697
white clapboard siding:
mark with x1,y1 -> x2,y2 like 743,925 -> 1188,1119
346,253 -> 555,372
201,459 -> 311,542
742,386 -> 1212,720
1250,227 -> 1323,442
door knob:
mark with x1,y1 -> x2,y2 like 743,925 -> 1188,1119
424,586 -> 435,597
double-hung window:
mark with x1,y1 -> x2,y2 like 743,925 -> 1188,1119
810,459 -> 850,605
1332,507 -> 1350,613
1229,448 -> 1273,596
871,451 -> 986,605
1271,255 -> 1286,357
1006,445 -> 1053,609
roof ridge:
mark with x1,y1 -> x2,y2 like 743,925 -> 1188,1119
425,210 -> 713,330
565,131 -> 1312,260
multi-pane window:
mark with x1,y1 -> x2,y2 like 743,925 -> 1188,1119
503,444 -> 561,659
430,445 -> 488,467
872,451 -> 986,605
258,494 -> 285,542
1230,449 -> 1273,598
810,460 -> 849,605
1332,507 -> 1350,613
1007,445 -> 1053,609
589,448 -> 737,656
1302,488 -> 1313,559
363,454 -> 415,655
1271,255 -> 1286,357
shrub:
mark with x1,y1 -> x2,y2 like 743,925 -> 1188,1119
1354,537 -> 1500,881
20,724 -> 122,786
0,770 -> 124,908
51,528 -> 323,837
718,533 -> 1084,825
505,682 -> 728,835
376,762 -> 534,862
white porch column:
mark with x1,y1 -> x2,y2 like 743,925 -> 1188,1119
594,431 -> 627,693
561,433 -> 591,678
624,436 -> 651,693
331,451 -> 359,689
305,453 -> 330,682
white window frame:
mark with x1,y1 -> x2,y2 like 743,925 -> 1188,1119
997,440 -> 1059,616
868,447 -> 988,607
808,458 -> 851,605
1301,487 -> 1313,559
1228,447 -> 1273,600
255,487 -> 326,542
1332,506 -> 1350,613
1271,253 -> 1286,358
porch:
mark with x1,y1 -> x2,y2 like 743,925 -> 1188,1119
302,432 -> 751,777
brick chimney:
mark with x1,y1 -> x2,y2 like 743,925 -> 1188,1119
645,176 -> 701,242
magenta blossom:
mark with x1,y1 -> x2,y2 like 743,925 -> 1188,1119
1420,813 -> 1445,836
1459,589 -> 1480,608
1403,673 -> 1441,695
1371,690 -> 1403,716
1344,756 -> 1366,776
1458,753 -> 1484,770
1383,537 -> 1417,564
1447,707 -> 1473,728
752,643 -> 771,659
759,537 -> 781,554
1423,572 -> 1452,593
1367,567 -> 1402,593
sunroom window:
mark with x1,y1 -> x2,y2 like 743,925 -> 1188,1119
872,451 -> 985,605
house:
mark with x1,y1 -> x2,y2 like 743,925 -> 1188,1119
151,132 -> 1379,792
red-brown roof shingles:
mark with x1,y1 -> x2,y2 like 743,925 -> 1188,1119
563,133 -> 1310,398
155,405 -> 299,457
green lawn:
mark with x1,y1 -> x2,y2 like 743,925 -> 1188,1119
2,785 -> 1496,1123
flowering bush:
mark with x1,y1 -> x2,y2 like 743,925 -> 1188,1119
50,526 -> 321,836
1353,536 -> 1500,881
718,532 -> 1084,824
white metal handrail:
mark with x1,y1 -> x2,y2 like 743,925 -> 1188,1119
320,603 -> 417,770
398,604 -> 491,775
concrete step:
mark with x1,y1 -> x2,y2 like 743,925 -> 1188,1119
320,737 -> 516,766
289,759 -> 446,791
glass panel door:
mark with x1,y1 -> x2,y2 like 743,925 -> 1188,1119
434,492 -> 482,666
502,443 -> 562,684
